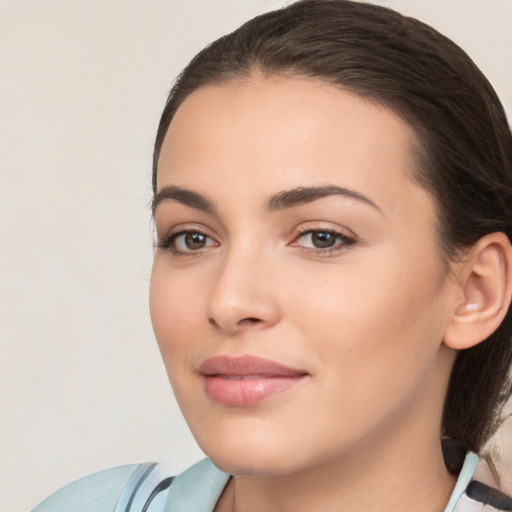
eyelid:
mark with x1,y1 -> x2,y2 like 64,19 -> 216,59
156,223 -> 220,256
156,221 -> 215,240
292,221 -> 357,241
289,223 -> 357,255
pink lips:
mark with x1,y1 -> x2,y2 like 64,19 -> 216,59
199,355 -> 308,407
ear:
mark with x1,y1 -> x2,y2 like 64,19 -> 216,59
443,232 -> 512,350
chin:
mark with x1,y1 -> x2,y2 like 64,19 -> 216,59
193,422 -> 331,478
190,422 -> 297,476
207,449 -> 299,477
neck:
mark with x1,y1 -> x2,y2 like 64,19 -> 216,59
216,411 -> 457,512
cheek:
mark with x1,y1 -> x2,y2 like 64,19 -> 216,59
281,255 -> 449,453
149,262 -> 203,361
292,247 -> 448,388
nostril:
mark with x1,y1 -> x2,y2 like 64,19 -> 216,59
240,317 -> 261,325
207,316 -> 264,331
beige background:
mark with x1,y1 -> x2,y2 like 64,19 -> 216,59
1,1 -> 511,511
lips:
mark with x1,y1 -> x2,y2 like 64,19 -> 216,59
198,355 -> 308,407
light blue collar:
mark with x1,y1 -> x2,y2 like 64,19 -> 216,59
164,458 -> 229,512
164,452 -> 480,512
443,451 -> 479,512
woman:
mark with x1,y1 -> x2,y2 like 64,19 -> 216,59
34,0 -> 512,511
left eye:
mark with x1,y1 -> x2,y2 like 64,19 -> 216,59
295,230 -> 354,250
166,231 -> 217,253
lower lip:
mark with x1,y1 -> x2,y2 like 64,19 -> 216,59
203,375 -> 306,407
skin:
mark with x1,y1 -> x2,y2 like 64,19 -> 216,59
150,76 -> 462,512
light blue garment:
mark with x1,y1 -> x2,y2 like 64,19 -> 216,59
443,452 -> 479,512
32,464 -> 141,512
32,451 -> 502,512
31,459 -> 229,512
164,458 -> 229,512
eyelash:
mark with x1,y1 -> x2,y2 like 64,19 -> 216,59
291,227 -> 356,256
156,229 -> 217,257
156,227 -> 356,258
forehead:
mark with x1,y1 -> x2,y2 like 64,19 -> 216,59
157,75 -> 432,221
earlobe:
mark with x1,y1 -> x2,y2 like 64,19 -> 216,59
443,232 -> 512,350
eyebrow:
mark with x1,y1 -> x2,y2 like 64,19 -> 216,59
152,184 -> 381,214
152,185 -> 215,214
265,185 -> 381,212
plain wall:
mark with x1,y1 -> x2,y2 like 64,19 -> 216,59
1,1 -> 511,510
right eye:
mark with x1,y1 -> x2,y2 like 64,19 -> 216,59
158,230 -> 218,255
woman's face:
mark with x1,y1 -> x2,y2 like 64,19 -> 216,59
150,77 -> 458,475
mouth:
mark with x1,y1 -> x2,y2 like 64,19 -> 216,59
198,355 -> 309,407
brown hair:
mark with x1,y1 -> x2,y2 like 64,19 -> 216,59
152,0 -> 512,453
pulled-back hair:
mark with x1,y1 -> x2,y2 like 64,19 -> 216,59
153,0 -> 512,453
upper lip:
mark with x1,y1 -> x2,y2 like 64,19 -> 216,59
198,355 -> 308,377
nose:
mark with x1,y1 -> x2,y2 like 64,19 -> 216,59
205,249 -> 282,335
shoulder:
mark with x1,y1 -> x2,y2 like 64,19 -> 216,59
31,458 -> 229,512
31,462 -> 173,512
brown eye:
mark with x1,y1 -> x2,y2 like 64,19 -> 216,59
158,230 -> 218,255
294,229 -> 355,253
183,232 -> 208,250
311,231 -> 337,248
